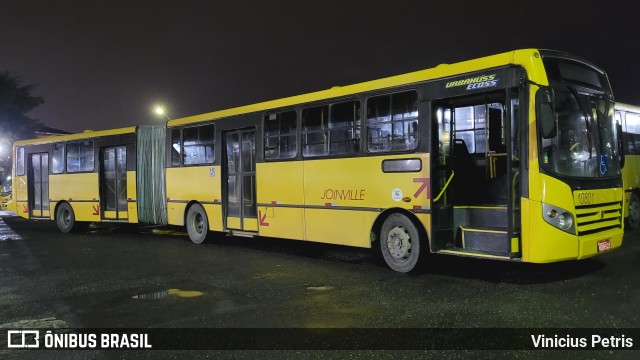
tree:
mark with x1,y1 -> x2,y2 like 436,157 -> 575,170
0,72 -> 43,191
0,71 -> 43,141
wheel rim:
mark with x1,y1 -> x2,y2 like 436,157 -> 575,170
386,225 -> 412,262
61,209 -> 70,227
192,212 -> 204,234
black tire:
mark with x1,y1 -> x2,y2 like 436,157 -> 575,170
186,204 -> 208,244
380,213 -> 422,272
628,192 -> 640,231
56,202 -> 76,233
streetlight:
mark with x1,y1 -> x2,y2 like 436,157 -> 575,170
153,105 -> 171,120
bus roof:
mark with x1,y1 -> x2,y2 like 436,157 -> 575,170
168,48 -> 550,127
14,126 -> 137,147
615,102 -> 640,113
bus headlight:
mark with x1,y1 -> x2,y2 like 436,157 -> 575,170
542,203 -> 576,235
556,212 -> 573,230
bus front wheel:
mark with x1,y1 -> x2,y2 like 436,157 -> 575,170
380,213 -> 421,272
56,203 -> 77,233
186,204 -> 208,244
628,192 -> 640,231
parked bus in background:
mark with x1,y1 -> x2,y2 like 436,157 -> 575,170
11,49 -> 625,272
615,103 -> 640,229
10,127 -> 140,231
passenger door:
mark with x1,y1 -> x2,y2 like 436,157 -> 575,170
28,153 -> 49,218
224,129 -> 257,231
100,146 -> 128,220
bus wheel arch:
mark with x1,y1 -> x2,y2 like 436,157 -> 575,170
373,209 -> 428,272
628,191 -> 640,231
185,201 -> 209,244
55,201 -> 86,233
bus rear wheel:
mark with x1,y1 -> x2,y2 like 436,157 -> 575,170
628,192 -> 640,231
380,213 -> 421,272
56,202 -> 77,233
186,204 -> 208,244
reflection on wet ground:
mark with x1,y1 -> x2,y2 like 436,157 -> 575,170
0,218 -> 21,241
132,289 -> 204,300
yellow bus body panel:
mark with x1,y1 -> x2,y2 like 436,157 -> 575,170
303,154 -> 430,247
523,174 -> 623,263
304,209 -> 378,247
257,206 -> 305,240
303,154 -> 430,210
622,156 -> 639,218
255,154 -> 430,247
226,217 -> 241,230
165,165 -> 222,230
256,161 -> 305,239
49,173 -> 101,222
243,218 -> 258,232
14,175 -> 28,218
257,161 -> 305,205
204,204 -> 223,231
127,170 -> 138,223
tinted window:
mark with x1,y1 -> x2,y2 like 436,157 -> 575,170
367,91 -> 418,152
171,128 -> 180,166
16,147 -> 25,176
52,143 -> 64,173
264,111 -> 297,160
183,124 -> 215,165
302,101 -> 361,157
302,105 -> 329,157
543,57 -> 609,91
66,141 -> 94,172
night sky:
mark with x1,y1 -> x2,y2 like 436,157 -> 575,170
1,1 -> 639,133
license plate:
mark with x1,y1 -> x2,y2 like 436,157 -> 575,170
597,239 -> 611,253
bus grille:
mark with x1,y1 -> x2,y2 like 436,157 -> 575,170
575,201 -> 622,236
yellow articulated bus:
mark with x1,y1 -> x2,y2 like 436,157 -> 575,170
615,103 -> 640,229
11,49 -> 624,272
11,127 -> 140,231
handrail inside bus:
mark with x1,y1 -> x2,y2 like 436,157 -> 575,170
433,171 -> 455,203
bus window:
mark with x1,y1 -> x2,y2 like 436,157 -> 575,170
453,104 -> 504,154
367,90 -> 418,152
264,111 -> 297,160
66,141 -> 94,173
454,106 -> 476,153
171,128 -> 181,166
329,101 -> 360,155
52,143 -> 64,174
302,105 -> 329,157
183,124 -> 214,165
16,147 -> 25,176
626,113 -> 640,154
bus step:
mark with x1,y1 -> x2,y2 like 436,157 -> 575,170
453,206 -> 508,229
436,248 -> 516,261
228,230 -> 258,238
459,226 -> 510,255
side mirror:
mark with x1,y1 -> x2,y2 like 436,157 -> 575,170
537,89 -> 557,139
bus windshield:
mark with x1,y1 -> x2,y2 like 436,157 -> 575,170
537,54 -> 620,179
538,87 -> 620,178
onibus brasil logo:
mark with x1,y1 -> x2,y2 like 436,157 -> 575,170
6,330 -> 152,349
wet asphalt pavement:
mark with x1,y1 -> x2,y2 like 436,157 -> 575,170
1,213 -> 639,359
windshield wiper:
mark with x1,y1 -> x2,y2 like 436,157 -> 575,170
567,86 -> 593,159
